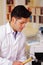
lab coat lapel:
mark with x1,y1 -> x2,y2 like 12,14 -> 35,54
8,33 -> 21,60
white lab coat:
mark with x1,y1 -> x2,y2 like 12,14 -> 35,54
0,22 -> 27,65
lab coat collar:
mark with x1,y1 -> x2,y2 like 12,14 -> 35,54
6,22 -> 21,35
6,22 -> 15,34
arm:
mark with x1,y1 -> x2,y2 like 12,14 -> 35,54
0,57 -> 12,65
0,57 -> 24,65
0,38 -> 24,65
0,41 -> 13,65
16,38 -> 30,65
16,35 -> 27,62
16,35 -> 31,65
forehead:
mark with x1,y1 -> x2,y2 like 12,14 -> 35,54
18,18 -> 29,23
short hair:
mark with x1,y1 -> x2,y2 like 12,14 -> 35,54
11,5 -> 32,19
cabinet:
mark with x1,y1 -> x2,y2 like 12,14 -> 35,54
32,7 -> 43,24
6,0 -> 14,21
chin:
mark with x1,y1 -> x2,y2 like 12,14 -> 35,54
18,29 -> 23,32
19,30 -> 21,32
19,30 -> 22,32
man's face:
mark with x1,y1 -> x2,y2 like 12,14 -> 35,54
12,17 -> 30,32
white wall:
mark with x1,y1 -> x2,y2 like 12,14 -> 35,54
33,0 -> 43,7
0,0 -> 6,25
40,0 -> 43,6
15,0 -> 25,6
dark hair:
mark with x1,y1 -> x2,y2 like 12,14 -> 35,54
11,5 -> 32,19
41,30 -> 43,35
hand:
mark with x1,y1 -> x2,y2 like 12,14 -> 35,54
12,61 -> 24,65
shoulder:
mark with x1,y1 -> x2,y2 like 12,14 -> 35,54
0,24 -> 5,34
21,32 -> 26,40
19,32 -> 26,49
0,24 -> 6,41
20,32 -> 26,44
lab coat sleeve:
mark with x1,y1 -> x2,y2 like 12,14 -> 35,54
0,41 -> 13,65
0,57 -> 13,65
16,36 -> 30,65
16,33 -> 32,65
16,35 -> 27,62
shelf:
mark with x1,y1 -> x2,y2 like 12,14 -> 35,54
6,0 -> 14,21
6,4 -> 14,6
32,15 -> 43,16
31,7 -> 43,24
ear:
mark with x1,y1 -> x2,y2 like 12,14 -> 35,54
12,17 -> 16,23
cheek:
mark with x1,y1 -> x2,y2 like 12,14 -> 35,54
19,25 -> 24,30
16,23 -> 23,30
16,23 -> 20,29
17,25 -> 22,30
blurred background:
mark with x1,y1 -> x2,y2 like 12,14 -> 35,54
0,0 -> 43,37
0,1 -> 43,65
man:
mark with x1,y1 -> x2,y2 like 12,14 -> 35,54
0,5 -> 31,65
